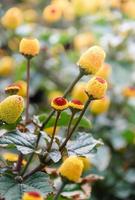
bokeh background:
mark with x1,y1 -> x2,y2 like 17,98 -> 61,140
1,0 -> 135,199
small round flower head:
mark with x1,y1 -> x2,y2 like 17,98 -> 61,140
69,99 -> 84,111
51,97 -> 68,111
5,81 -> 27,97
59,156 -> 84,182
77,45 -> 106,75
19,38 -> 40,57
43,4 -> 62,23
96,63 -> 111,80
0,56 -> 15,76
3,153 -> 26,165
71,82 -> 88,103
122,86 -> 135,98
1,7 -> 23,29
22,191 -> 44,200
90,96 -> 110,115
86,76 -> 107,99
73,32 -> 95,51
78,156 -> 92,171
0,95 -> 24,124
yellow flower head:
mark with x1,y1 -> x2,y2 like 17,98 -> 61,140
51,97 -> 68,111
22,192 -> 44,200
90,96 -> 110,115
69,99 -> 84,111
44,126 -> 60,136
96,63 -> 112,80
122,86 -> 135,98
71,0 -> 92,16
5,80 -> 27,97
0,95 -> 24,124
77,45 -> 106,75
59,156 -> 84,182
78,156 -> 92,171
48,90 -> 63,103
122,1 -> 135,19
86,76 -> 107,99
43,4 -> 62,23
19,38 -> 40,57
0,56 -> 15,76
71,82 -> 88,103
3,153 -> 26,165
23,9 -> 38,23
74,32 -> 95,51
1,7 -> 23,29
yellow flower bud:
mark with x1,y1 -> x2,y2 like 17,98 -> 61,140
73,32 -> 95,51
90,96 -> 110,115
59,156 -> 84,182
78,156 -> 92,171
43,4 -> 62,23
71,82 -> 88,103
19,38 -> 40,57
77,46 -> 106,75
0,95 -> 24,124
96,63 -> 111,80
0,56 -> 15,76
71,0 -> 91,16
44,126 -> 60,136
22,192 -> 44,200
122,86 -> 135,98
86,76 -> 107,99
5,81 -> 27,97
68,99 -> 84,111
51,97 -> 68,111
3,153 -> 26,165
122,1 -> 135,19
1,7 -> 23,29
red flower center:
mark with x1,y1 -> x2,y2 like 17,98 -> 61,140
53,97 -> 67,106
96,77 -> 105,84
129,86 -> 135,91
28,191 -> 40,197
71,99 -> 83,105
51,8 -> 56,13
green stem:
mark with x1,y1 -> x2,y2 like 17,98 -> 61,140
25,58 -> 31,124
60,97 -> 92,152
54,181 -> 66,200
47,111 -> 61,152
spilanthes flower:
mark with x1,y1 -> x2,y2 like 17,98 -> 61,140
71,82 -> 88,103
1,7 -> 23,29
122,86 -> 135,98
43,4 -> 62,23
0,56 -> 15,76
0,95 -> 24,124
19,38 -> 40,57
5,85 -> 20,95
90,96 -> 110,115
86,76 -> 107,99
77,45 -> 106,75
3,153 -> 26,165
22,191 -> 44,200
69,99 -> 84,111
59,156 -> 84,182
51,97 -> 68,111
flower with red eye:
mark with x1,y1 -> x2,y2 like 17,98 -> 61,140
69,99 -> 84,112
22,191 -> 43,200
51,96 -> 68,111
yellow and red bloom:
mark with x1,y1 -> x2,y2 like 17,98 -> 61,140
5,85 -> 20,95
22,191 -> 43,200
43,4 -> 62,23
86,76 -> 107,99
51,97 -> 68,111
69,99 -> 84,111
122,86 -> 135,98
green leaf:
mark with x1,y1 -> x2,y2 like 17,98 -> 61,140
0,131 -> 36,154
67,132 -> 103,156
34,111 -> 92,129
0,172 -> 53,200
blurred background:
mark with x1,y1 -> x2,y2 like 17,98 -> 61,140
0,0 -> 135,199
